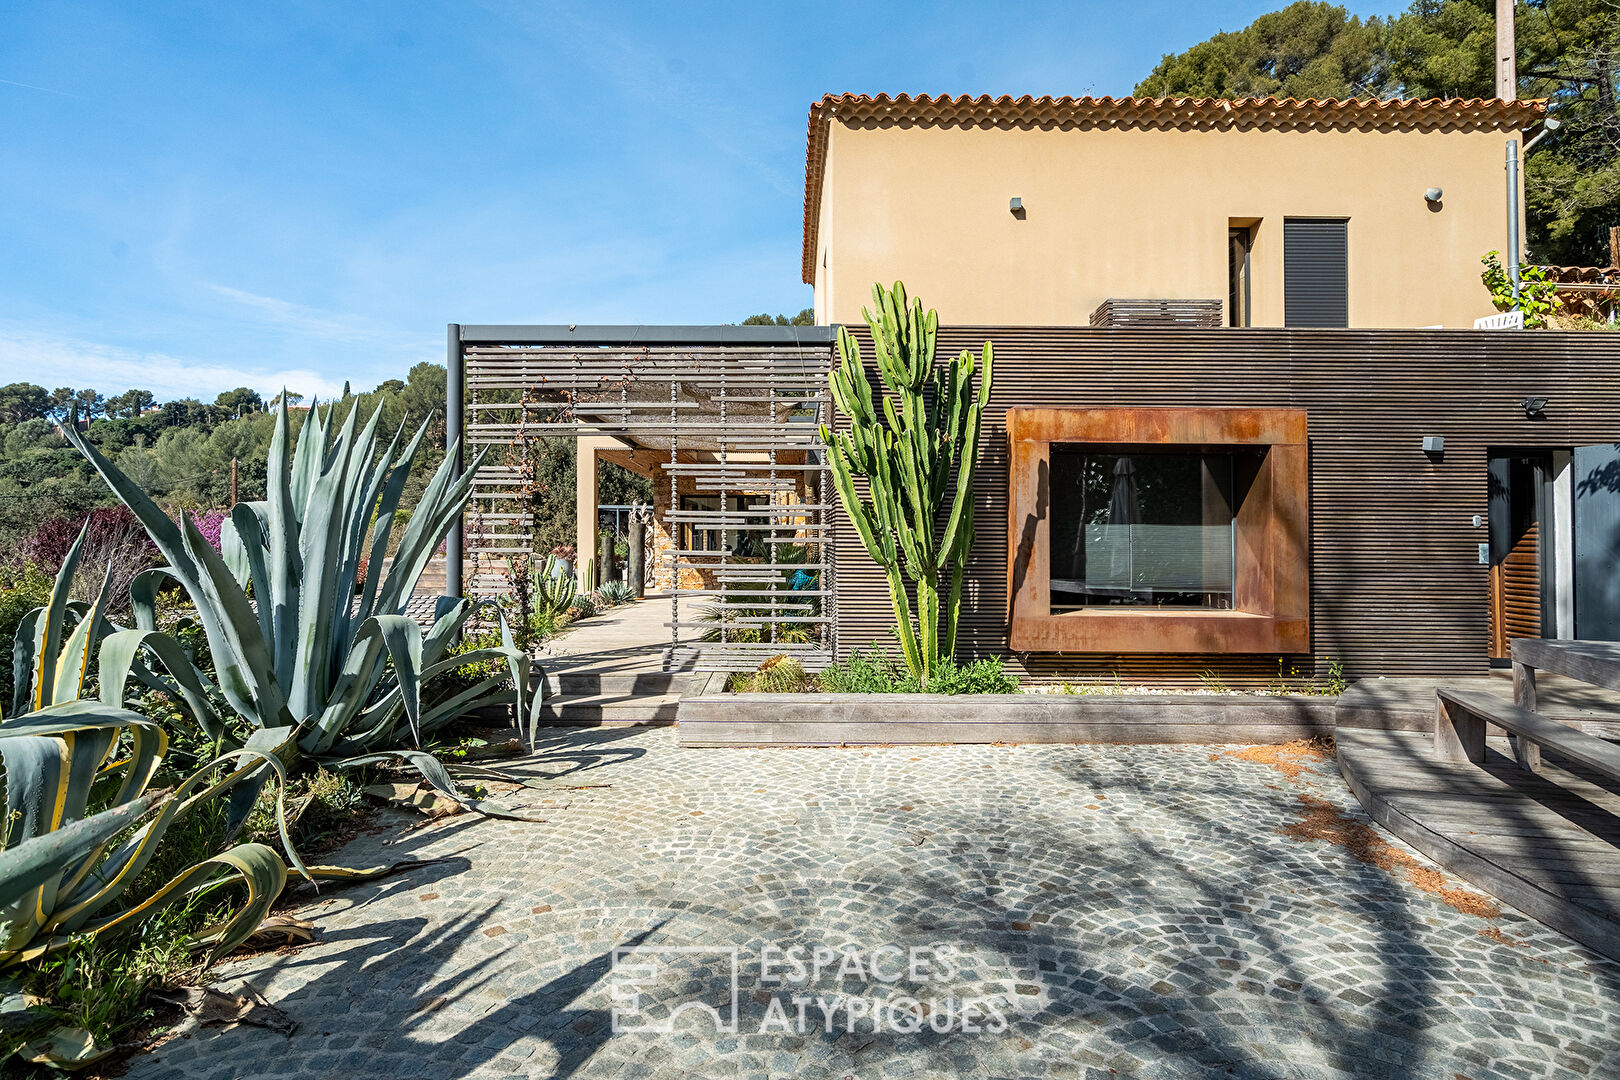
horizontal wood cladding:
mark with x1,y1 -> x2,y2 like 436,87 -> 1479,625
1089,298 -> 1224,329
830,327 -> 1620,686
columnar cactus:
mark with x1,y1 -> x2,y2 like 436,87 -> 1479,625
536,554 -> 577,615
818,282 -> 993,688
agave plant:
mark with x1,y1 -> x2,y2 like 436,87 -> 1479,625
0,707 -> 294,968
66,401 -> 543,765
0,532 -> 297,1053
0,696 -> 295,1069
596,580 -> 634,606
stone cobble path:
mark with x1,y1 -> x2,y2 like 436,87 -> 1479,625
130,729 -> 1620,1080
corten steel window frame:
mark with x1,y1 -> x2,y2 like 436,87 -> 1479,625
1006,407 -> 1309,654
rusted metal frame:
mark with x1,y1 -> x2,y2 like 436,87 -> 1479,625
1004,406 -> 1310,654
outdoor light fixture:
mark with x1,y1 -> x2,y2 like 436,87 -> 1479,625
1424,187 -> 1443,203
1522,396 -> 1549,418
1422,435 -> 1445,454
1524,117 -> 1561,154
1009,196 -> 1023,215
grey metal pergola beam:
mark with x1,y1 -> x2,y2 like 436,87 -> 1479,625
458,324 -> 835,347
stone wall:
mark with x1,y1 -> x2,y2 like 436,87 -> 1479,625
648,463 -> 813,594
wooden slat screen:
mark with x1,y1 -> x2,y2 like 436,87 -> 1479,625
830,327 -> 1620,687
1088,298 -> 1224,328
462,342 -> 837,670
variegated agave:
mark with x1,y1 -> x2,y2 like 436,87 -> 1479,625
67,400 -> 542,764
0,530 -> 298,974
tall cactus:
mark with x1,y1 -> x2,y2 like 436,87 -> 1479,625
536,554 -> 577,615
818,282 -> 993,688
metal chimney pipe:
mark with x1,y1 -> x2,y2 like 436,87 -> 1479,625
1506,140 -> 1522,298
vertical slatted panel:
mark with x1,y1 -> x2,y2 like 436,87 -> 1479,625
1284,219 -> 1350,329
462,342 -> 836,670
831,327 -> 1620,687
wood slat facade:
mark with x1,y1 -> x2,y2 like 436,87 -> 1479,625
1088,298 -> 1224,329
830,327 -> 1620,686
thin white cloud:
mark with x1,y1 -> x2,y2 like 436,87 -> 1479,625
0,326 -> 350,402
203,283 -> 397,345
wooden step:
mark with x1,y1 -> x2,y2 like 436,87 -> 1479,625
536,691 -> 680,726
542,671 -> 694,697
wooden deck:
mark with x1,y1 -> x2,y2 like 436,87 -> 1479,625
1335,674 -> 1620,733
1338,726 -> 1620,961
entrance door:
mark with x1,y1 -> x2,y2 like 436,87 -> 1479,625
1489,453 -> 1553,660
1574,443 -> 1620,640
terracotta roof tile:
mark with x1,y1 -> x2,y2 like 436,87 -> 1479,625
801,93 -> 1549,284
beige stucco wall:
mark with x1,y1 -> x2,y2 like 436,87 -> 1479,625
812,122 -> 1520,329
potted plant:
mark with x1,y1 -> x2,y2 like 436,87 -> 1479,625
549,543 -> 575,579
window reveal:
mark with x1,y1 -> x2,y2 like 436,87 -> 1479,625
1049,450 -> 1239,610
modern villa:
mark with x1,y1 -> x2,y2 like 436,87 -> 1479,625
804,93 -> 1543,329
482,94 -> 1620,690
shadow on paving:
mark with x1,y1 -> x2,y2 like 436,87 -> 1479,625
522,725 -> 649,779
136,733 -> 1620,1080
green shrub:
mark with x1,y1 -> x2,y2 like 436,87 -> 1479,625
816,651 -> 1018,694
921,657 -> 1019,695
0,561 -> 52,709
1481,251 -> 1562,328
437,630 -> 510,697
816,649 -> 906,693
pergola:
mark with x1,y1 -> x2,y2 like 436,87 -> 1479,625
445,324 -> 839,671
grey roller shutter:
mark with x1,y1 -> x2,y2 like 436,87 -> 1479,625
1284,218 -> 1349,328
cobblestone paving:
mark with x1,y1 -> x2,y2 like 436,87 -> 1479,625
131,729 -> 1620,1080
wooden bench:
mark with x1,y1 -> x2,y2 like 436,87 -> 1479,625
1435,686 -> 1620,779
1510,639 -> 1620,769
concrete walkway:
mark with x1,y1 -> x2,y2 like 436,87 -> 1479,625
131,731 -> 1620,1080
539,595 -> 690,674
535,598 -> 693,724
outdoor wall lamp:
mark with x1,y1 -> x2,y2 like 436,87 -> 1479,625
1424,187 -> 1443,203
1422,435 -> 1445,454
1522,396 -> 1549,418
1009,196 -> 1022,213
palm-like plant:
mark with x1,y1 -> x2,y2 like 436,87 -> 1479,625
67,401 -> 541,762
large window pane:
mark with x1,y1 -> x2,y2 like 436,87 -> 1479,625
1049,450 -> 1235,610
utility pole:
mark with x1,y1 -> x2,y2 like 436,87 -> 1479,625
229,457 -> 239,507
1496,0 -> 1516,100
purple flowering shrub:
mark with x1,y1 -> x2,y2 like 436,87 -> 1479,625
192,510 -> 229,553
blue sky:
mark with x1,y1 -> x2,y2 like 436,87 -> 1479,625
1,1 -> 1403,401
